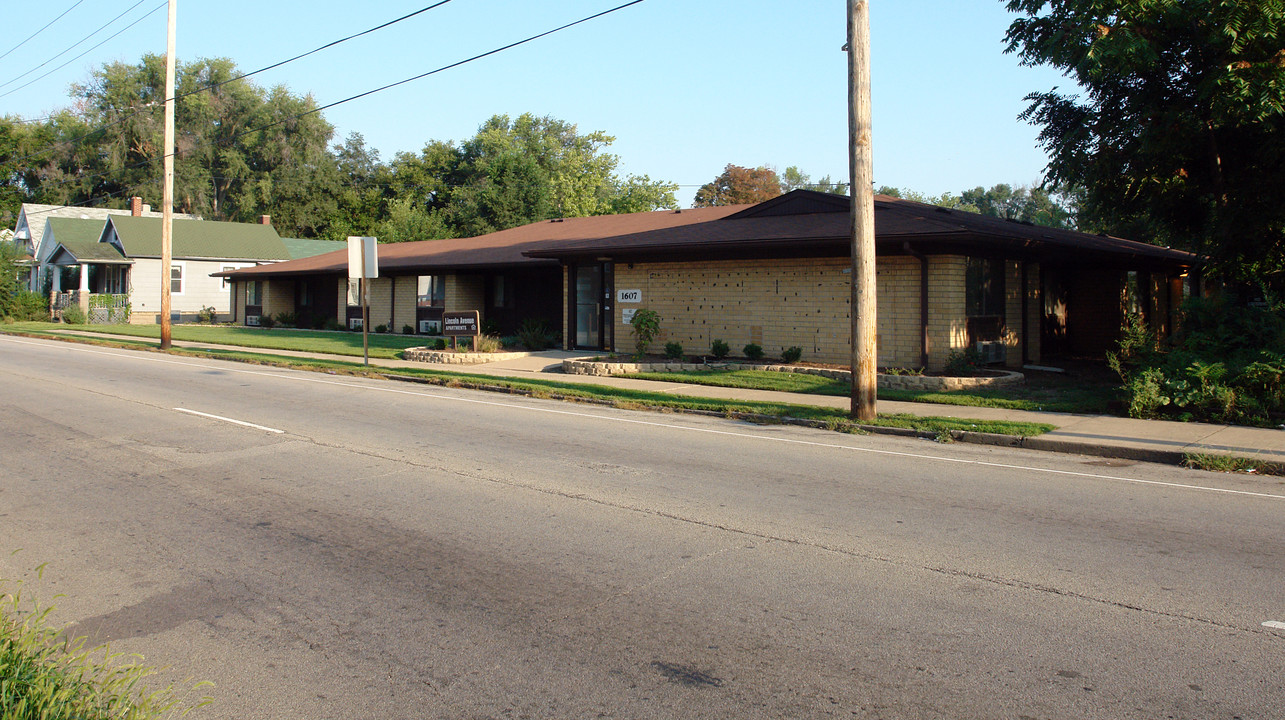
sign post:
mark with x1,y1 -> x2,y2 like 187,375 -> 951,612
347,236 -> 379,365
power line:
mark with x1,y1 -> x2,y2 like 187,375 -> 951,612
15,0 -> 651,214
0,3 -> 166,101
227,0 -> 647,144
0,0 -> 88,63
4,0 -> 457,169
0,0 -> 154,92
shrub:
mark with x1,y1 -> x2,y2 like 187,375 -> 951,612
481,319 -> 501,336
630,308 -> 661,357
196,305 -> 218,324
743,343 -> 764,360
1109,296 -> 1285,426
374,324 -> 388,334
274,311 -> 297,327
475,334 -> 502,352
257,314 -> 276,329
61,304 -> 86,325
517,318 -> 557,350
12,291 -> 49,321
433,338 -> 447,350
324,319 -> 345,331
944,348 -> 982,376
402,324 -> 414,335
710,339 -> 730,359
664,341 -> 684,359
781,346 -> 803,364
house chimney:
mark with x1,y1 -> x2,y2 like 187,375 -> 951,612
259,215 -> 272,225
131,196 -> 143,216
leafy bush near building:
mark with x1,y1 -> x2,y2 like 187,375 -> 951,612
782,346 -> 803,364
629,309 -> 661,357
743,343 -> 764,360
11,291 -> 49,321
61,304 -> 86,325
664,341 -> 683,359
710,339 -> 730,359
1109,297 -> 1285,426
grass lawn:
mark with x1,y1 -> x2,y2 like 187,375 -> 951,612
1,326 -> 1053,437
627,366 -> 1121,414
5,321 -> 428,359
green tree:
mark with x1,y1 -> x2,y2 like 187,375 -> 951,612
780,166 -> 848,195
693,164 -> 782,207
959,183 -> 1074,228
1004,0 -> 1285,283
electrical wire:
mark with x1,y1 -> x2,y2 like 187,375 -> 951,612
14,0 -> 650,219
4,0 -> 457,169
0,3 -> 166,101
0,0 -> 154,92
0,0 -> 88,63
226,0 -> 647,144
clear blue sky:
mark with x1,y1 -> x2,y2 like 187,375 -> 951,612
2,0 -> 1073,207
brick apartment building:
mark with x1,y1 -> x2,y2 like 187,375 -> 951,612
219,191 -> 1195,370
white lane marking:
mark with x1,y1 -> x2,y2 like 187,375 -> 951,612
7,335 -> 1285,501
173,407 -> 284,434
1264,621 -> 1285,630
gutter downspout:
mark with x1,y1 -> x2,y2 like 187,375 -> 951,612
903,242 -> 929,369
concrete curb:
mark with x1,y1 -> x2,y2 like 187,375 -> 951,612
377,372 -> 1285,475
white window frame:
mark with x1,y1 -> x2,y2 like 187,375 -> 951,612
170,261 -> 186,296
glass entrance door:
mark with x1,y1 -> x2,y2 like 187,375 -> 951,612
574,263 -> 603,349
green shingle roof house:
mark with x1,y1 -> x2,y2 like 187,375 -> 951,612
45,213 -> 293,323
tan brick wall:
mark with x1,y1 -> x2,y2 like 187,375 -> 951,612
447,275 -> 485,317
336,277 -> 350,322
262,279 -> 294,319
613,257 -> 933,367
1025,262 -> 1042,364
925,256 -> 968,370
364,277 -> 393,329
232,281 -> 245,323
392,276 -> 417,333
561,265 -> 570,349
1004,260 -> 1023,368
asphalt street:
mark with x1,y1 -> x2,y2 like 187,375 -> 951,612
1,335 -> 1282,719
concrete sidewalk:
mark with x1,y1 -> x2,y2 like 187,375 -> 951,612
29,329 -> 1285,470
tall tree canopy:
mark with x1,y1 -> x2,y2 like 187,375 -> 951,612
693,164 -> 782,207
1004,0 -> 1285,284
1,59 -> 678,242
877,183 -> 1075,229
779,166 -> 848,195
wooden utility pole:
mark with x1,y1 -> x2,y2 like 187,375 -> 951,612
847,0 -> 877,421
159,0 -> 177,350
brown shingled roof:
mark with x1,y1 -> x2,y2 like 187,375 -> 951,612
524,191 -> 1197,268
218,205 -> 744,280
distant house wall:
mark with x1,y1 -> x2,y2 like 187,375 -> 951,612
393,275 -> 417,333
446,275 -> 485,317
126,257 -> 252,321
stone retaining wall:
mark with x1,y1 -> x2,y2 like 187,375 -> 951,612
562,358 -> 1024,391
404,347 -> 532,365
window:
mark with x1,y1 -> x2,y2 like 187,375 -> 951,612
491,275 -> 508,308
246,280 -> 262,306
170,263 -> 184,294
347,279 -> 361,307
221,266 -> 236,291
965,258 -> 1004,317
417,275 -> 444,307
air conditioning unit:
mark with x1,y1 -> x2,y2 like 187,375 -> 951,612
245,315 -> 260,326
418,319 -> 441,334
348,317 -> 364,330
975,341 -> 1007,365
